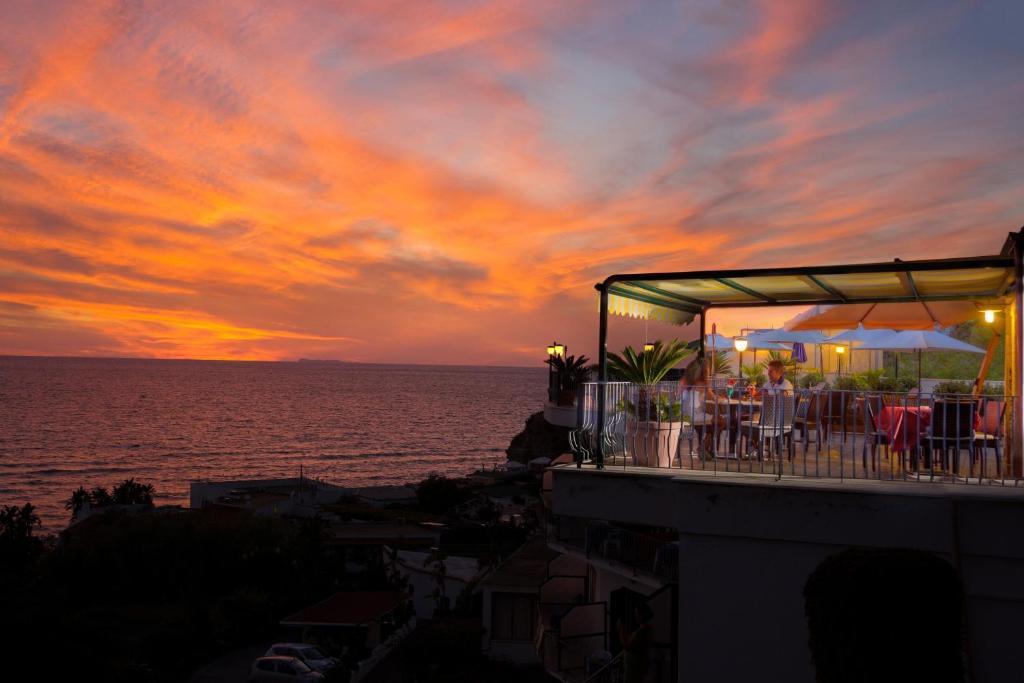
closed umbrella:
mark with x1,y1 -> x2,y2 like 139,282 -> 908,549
791,343 -> 808,363
854,329 -> 986,389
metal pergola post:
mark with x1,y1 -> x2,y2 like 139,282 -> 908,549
595,284 -> 609,470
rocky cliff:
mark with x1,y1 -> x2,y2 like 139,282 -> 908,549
505,411 -> 572,463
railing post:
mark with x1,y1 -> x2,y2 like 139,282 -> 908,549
595,284 -> 609,469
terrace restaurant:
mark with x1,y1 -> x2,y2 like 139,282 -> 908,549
572,229 -> 1024,484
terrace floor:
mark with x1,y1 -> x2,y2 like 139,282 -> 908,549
576,438 -> 1021,486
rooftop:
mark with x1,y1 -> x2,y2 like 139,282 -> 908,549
280,591 -> 408,627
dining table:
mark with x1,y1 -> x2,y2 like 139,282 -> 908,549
876,405 -> 933,453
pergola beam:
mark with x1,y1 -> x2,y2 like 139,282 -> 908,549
715,278 -> 776,303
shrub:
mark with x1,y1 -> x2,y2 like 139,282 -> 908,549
833,375 -> 864,391
933,380 -> 974,396
798,371 -> 826,389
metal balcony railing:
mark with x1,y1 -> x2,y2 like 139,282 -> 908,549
570,382 -> 1022,485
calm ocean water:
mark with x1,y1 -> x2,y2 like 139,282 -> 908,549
0,356 -> 546,529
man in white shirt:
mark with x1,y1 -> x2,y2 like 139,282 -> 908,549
762,359 -> 794,393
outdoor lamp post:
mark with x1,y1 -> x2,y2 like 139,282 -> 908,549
734,335 -> 748,370
836,345 -> 846,374
643,342 -> 655,353
546,342 -> 565,403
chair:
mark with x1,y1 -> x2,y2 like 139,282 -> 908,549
790,390 -> 819,458
739,391 -> 796,461
972,398 -> 1006,478
922,399 -> 977,474
861,394 -> 891,472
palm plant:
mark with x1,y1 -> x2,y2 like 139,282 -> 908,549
607,339 -> 694,385
65,486 -> 91,520
741,363 -> 766,387
609,340 -> 694,422
111,478 -> 155,506
710,350 -> 732,377
546,354 -> 591,392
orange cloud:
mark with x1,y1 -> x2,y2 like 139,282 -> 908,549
0,0 -> 1021,363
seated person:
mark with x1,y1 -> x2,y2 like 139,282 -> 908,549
762,359 -> 794,394
678,358 -> 727,455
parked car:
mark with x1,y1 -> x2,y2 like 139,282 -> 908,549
249,656 -> 324,681
264,643 -> 339,672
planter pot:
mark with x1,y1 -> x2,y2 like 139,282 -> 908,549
557,389 -> 577,407
625,420 -> 683,467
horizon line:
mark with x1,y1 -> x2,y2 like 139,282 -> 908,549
0,353 -> 542,370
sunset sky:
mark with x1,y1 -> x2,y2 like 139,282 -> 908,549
1,0 -> 1022,365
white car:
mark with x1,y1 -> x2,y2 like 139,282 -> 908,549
249,656 -> 324,681
264,643 -> 339,673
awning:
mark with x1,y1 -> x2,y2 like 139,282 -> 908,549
603,255 -> 1014,322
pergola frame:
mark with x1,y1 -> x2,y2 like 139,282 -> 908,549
592,229 -> 1024,470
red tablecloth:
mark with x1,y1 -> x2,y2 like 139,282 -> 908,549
877,406 -> 932,452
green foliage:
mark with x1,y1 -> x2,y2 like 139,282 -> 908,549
834,375 -> 865,391
932,380 -> 974,396
799,371 -> 826,389
885,320 -> 1003,381
740,364 -> 766,387
618,392 -> 684,422
416,474 -> 472,513
709,350 -> 732,376
608,339 -> 694,385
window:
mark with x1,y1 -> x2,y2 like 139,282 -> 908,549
491,592 -> 537,641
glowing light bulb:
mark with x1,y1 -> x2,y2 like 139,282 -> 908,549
734,337 -> 748,352
984,310 -> 996,324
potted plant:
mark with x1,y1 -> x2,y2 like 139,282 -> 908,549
608,340 -> 694,467
545,354 -> 591,405
740,363 -> 766,389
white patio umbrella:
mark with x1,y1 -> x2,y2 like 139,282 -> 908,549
824,325 -> 897,373
752,330 -> 827,344
854,328 -> 986,389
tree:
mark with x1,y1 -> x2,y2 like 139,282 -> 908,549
415,475 -> 470,513
65,486 -> 92,520
0,502 -> 42,570
111,478 -> 155,506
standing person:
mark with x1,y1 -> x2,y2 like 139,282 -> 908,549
619,603 -> 655,683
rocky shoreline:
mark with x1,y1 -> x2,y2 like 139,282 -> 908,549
505,411 -> 571,464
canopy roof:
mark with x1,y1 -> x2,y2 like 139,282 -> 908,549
604,254 -> 1014,325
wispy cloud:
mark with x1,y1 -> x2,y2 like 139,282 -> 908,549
0,0 -> 1021,362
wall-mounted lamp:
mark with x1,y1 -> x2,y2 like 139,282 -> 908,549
983,310 -> 996,324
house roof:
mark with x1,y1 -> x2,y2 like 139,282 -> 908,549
478,537 -> 559,589
280,591 -> 408,627
602,252 -> 1016,325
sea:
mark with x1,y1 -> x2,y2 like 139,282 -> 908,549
0,356 -> 546,530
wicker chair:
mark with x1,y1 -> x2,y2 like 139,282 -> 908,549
739,391 -> 796,461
